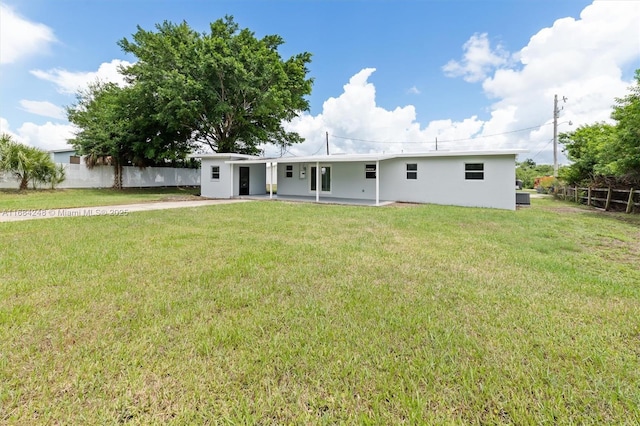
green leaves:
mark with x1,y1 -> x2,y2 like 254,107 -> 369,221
67,16 -> 312,189
67,81 -> 196,188
609,69 -> 640,181
118,16 -> 313,154
559,69 -> 640,186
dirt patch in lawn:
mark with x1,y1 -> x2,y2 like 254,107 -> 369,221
160,194 -> 202,202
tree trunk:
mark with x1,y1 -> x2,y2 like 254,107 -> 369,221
19,175 -> 29,191
112,161 -> 123,189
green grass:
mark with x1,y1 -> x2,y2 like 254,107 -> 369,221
1,197 -> 639,424
0,187 -> 200,210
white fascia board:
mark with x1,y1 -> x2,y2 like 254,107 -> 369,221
189,153 -> 261,160
225,158 -> 278,164
396,149 -> 528,158
212,149 -> 527,165
272,154 -> 395,163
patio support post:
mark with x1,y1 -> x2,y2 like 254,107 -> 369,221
315,161 -> 320,202
375,160 -> 380,206
269,162 -> 273,199
229,163 -> 234,198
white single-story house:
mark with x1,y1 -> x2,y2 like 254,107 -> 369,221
194,150 -> 527,210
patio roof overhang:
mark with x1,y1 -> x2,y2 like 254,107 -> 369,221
223,149 -> 528,165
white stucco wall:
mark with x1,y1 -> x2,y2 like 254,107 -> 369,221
275,154 -> 516,209
231,164 -> 266,196
276,163 -> 310,195
200,158 -> 233,198
379,155 -> 516,210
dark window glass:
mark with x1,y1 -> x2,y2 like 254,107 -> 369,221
211,166 -> 220,180
465,163 -> 484,171
406,163 -> 417,179
365,164 -> 376,179
465,172 -> 484,180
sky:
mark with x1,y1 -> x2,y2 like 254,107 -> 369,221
1,0 -> 639,164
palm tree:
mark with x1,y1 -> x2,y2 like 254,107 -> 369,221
0,133 -> 64,190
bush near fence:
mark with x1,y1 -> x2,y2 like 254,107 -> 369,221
555,186 -> 639,214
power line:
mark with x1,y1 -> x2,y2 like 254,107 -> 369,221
329,122 -> 553,145
530,138 -> 554,161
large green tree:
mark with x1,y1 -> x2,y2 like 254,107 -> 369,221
558,123 -> 617,185
118,16 -> 313,154
609,69 -> 640,182
559,70 -> 640,186
67,82 -> 194,188
0,133 -> 64,190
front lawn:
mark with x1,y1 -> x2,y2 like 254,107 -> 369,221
1,199 -> 638,424
0,187 -> 200,210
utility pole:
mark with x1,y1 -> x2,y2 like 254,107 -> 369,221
326,131 -> 329,155
553,94 -> 558,177
553,94 -> 567,177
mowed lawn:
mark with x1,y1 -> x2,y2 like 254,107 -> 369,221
0,187 -> 200,210
1,197 -> 639,424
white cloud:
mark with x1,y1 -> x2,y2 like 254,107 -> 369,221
448,0 -> 640,163
278,1 -> 640,165
442,33 -> 511,83
407,86 -> 420,95
0,117 -> 19,140
19,100 -> 66,120
271,68 -> 483,157
30,59 -> 132,95
0,117 -> 75,150
16,121 -> 76,151
0,4 -> 56,64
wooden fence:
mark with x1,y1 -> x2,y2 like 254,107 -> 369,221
556,186 -> 639,214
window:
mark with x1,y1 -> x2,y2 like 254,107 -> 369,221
285,165 -> 293,178
211,165 -> 220,180
406,163 -> 417,180
365,164 -> 376,179
465,163 -> 484,180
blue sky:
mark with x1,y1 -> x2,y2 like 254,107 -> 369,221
1,0 -> 639,163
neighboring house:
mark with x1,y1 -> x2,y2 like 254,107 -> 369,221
194,150 -> 527,210
50,148 -> 84,164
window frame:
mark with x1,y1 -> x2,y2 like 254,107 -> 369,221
285,164 -> 293,178
465,163 -> 484,180
406,163 -> 418,180
210,165 -> 220,180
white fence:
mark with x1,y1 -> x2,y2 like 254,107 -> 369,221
0,164 -> 200,189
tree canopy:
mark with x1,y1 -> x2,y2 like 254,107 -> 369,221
67,16 -> 312,188
118,16 -> 313,154
67,81 -> 194,188
609,68 -> 640,180
560,69 -> 640,186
